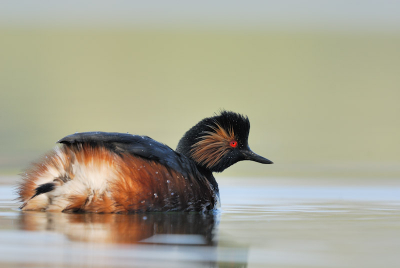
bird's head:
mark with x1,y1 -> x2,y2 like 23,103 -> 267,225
176,111 -> 273,173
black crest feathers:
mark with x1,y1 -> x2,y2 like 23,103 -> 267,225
176,111 -> 251,171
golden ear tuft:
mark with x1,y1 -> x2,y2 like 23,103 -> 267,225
190,121 -> 235,168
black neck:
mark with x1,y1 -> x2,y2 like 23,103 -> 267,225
197,166 -> 219,196
176,137 -> 219,195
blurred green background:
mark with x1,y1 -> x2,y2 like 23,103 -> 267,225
1,1 -> 399,180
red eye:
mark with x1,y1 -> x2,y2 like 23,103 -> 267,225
230,141 -> 238,148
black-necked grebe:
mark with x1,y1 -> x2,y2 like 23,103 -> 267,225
18,111 -> 273,213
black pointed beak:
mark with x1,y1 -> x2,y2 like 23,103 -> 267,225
241,148 -> 273,164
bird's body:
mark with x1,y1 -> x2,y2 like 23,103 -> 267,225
18,111 -> 272,213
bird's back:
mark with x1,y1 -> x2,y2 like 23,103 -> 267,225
18,133 -> 218,213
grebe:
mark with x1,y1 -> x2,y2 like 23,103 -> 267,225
18,111 -> 272,213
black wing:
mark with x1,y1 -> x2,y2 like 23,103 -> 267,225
58,132 -> 197,178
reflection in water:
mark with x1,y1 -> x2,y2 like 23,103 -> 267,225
2,184 -> 400,267
14,211 -> 247,267
10,206 -> 250,267
18,211 -> 218,245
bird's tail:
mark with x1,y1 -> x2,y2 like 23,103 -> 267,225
17,145 -> 118,212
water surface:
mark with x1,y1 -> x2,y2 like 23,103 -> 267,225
0,177 -> 399,268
